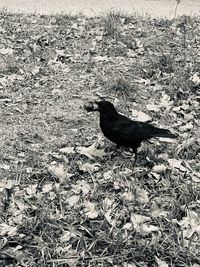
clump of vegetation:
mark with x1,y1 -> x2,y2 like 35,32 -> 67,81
111,77 -> 132,93
103,11 -> 124,38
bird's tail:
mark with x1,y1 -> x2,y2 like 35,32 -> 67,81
153,128 -> 177,138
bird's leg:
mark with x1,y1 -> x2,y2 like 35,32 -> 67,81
110,144 -> 120,158
133,149 -> 138,166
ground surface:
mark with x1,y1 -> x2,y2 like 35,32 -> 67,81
0,0 -> 200,17
0,10 -> 199,267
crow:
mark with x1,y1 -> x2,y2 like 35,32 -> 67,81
86,100 -> 177,163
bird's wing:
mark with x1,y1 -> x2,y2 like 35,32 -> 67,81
112,118 -> 155,140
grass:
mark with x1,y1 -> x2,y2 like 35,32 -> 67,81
0,8 -> 199,267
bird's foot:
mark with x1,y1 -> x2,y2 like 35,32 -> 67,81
109,145 -> 120,159
110,150 -> 118,159
139,156 -> 154,168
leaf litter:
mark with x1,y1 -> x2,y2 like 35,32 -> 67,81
0,11 -> 199,267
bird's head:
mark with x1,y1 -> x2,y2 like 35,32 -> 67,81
91,100 -> 117,113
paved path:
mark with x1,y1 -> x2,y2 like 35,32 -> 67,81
0,0 -> 199,17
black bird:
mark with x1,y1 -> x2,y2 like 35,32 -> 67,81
86,100 -> 177,163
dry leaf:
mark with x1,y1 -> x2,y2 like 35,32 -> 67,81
26,184 -> 37,195
168,159 -> 187,172
191,171 -> 200,183
0,179 -> 16,189
31,66 -> 40,75
60,230 -> 77,243
131,109 -> 152,122
84,201 -> 98,219
78,162 -> 101,173
94,55 -> 108,62
190,72 -> 200,85
122,223 -> 133,230
72,180 -> 91,195
48,163 -> 72,182
0,164 -> 10,170
77,142 -> 106,159
102,197 -> 114,209
131,213 -> 151,226
59,146 -> 75,154
155,256 -> 169,267
159,93 -> 173,109
103,170 -> 113,180
141,224 -> 159,233
122,191 -> 134,201
42,183 -> 53,193
150,203 -> 169,218
0,48 -> 13,55
66,195 -> 80,207
0,223 -> 17,236
180,122 -> 193,132
178,210 -> 200,238
105,210 -> 116,226
146,103 -> 160,112
130,214 -> 159,234
152,164 -> 167,174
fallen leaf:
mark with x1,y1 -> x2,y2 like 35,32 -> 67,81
72,180 -> 91,195
49,191 -> 56,200
131,213 -> 151,226
66,195 -> 80,207
102,197 -> 114,209
141,224 -> 159,233
127,50 -> 137,58
84,201 -> 98,219
159,92 -> 173,109
155,256 -> 169,267
0,48 -> 13,55
152,164 -> 167,174
168,159 -> 187,172
191,171 -> 200,183
94,55 -> 108,62
122,191 -> 134,201
0,164 -> 10,170
178,210 -> 200,238
150,203 -> 169,218
26,184 -> 37,195
105,210 -> 116,226
135,188 -> 149,204
150,172 -> 160,180
146,103 -> 160,112
77,142 -> 106,159
122,223 -> 133,230
0,179 -> 16,189
78,162 -> 101,173
190,72 -> 200,85
131,109 -> 152,122
180,122 -> 194,132
103,170 -> 113,180
0,27 -> 6,33
0,223 -> 17,236
42,183 -> 53,193
60,230 -> 77,243
48,163 -> 72,182
59,146 -> 75,154
134,78 -> 150,85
